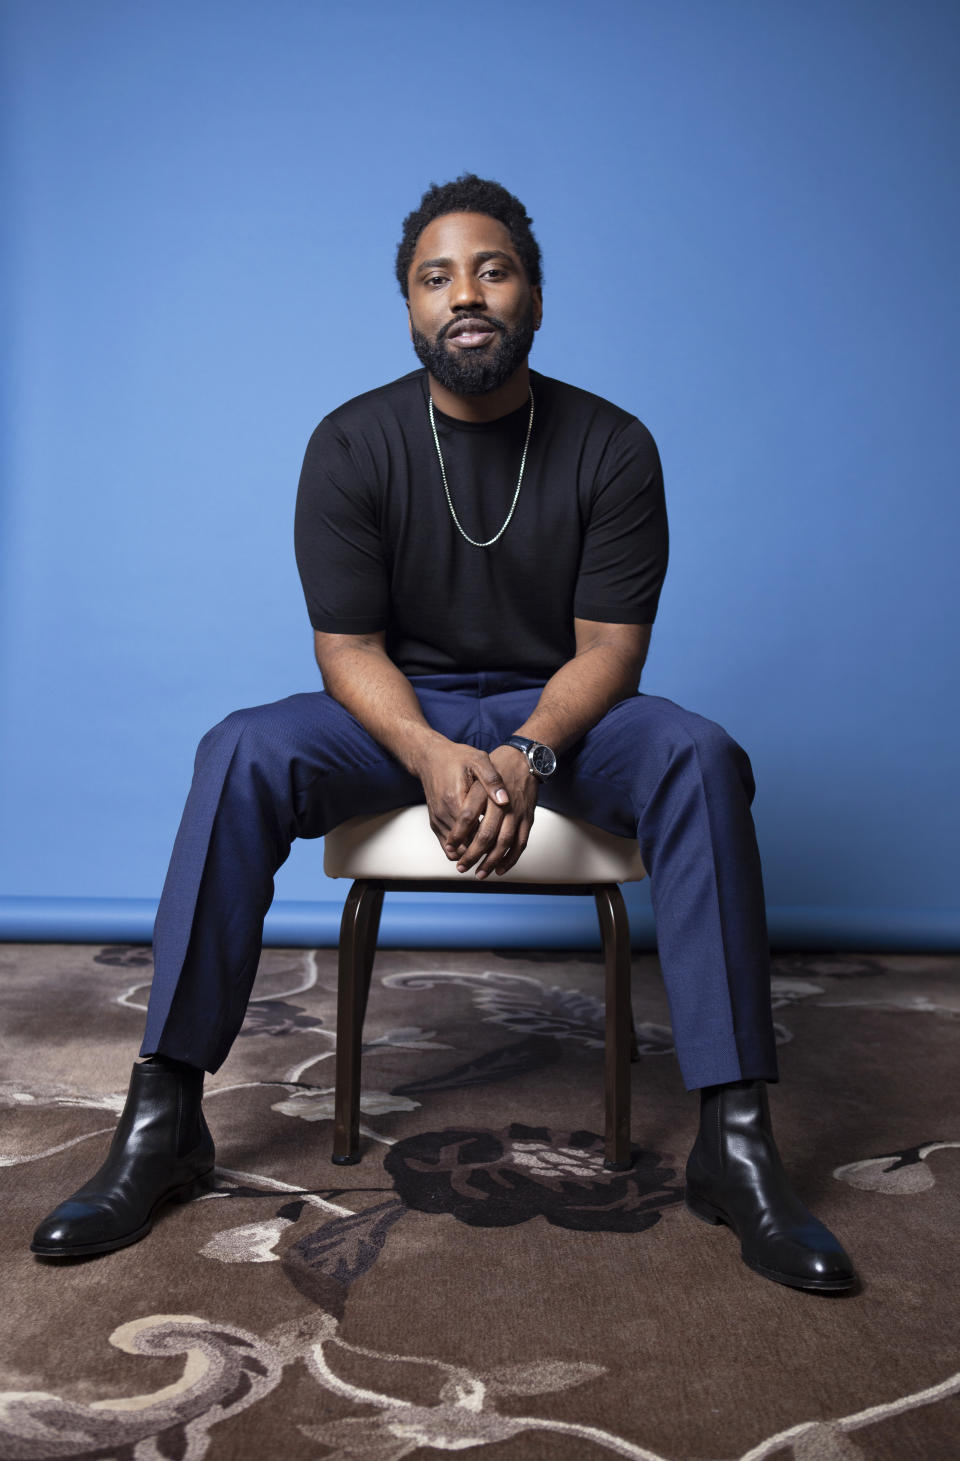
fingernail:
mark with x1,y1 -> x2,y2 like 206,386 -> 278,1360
495,790 -> 508,804
457,864 -> 466,873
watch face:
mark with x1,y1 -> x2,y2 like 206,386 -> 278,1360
531,743 -> 557,777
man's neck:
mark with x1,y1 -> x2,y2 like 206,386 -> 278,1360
427,363 -> 531,422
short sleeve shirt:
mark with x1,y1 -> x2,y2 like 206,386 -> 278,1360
294,368 -> 668,678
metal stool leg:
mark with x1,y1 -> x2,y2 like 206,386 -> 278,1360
594,884 -> 633,1170
333,879 -> 384,1165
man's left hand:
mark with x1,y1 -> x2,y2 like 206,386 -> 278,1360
444,744 -> 539,879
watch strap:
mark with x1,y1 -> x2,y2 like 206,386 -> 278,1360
502,736 -> 556,779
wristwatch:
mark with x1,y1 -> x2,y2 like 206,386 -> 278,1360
501,735 -> 557,780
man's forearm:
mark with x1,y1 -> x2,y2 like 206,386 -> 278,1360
510,642 -> 642,755
317,642 -> 444,776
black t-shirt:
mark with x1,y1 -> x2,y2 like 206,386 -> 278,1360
294,368 -> 668,678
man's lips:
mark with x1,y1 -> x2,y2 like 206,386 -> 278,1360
444,318 -> 499,347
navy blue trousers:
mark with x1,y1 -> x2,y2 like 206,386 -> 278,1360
140,672 -> 779,1091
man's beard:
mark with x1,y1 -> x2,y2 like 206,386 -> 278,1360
411,303 -> 537,396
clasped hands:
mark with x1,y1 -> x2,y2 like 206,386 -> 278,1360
417,741 -> 539,880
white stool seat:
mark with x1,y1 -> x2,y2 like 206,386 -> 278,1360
324,804 -> 645,884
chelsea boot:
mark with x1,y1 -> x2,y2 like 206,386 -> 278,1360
31,1058 -> 215,1258
685,1078 -> 857,1293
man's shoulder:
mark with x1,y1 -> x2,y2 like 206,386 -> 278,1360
533,371 -> 649,430
320,369 -> 426,434
532,371 -> 656,449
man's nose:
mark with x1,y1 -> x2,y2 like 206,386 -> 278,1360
449,269 -> 485,311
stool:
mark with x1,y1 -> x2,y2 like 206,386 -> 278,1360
323,805 -> 646,1169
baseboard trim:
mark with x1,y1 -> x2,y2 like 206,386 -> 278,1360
0,894 -> 957,951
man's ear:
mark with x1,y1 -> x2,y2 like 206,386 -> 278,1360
406,302 -> 413,340
532,285 -> 543,331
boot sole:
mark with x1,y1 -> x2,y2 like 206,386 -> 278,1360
684,1191 -> 858,1294
30,1169 -> 215,1259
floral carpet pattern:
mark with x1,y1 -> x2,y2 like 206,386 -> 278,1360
1,942 -> 958,1460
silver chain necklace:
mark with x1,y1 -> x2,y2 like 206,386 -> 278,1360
428,386 -> 535,548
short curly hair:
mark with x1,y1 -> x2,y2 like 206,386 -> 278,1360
395,173 -> 542,299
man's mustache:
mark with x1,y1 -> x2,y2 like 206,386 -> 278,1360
440,314 -> 506,341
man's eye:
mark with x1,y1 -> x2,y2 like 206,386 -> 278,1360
425,275 -> 447,287
482,268 -> 506,280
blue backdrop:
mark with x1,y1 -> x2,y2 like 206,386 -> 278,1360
2,0 -> 957,950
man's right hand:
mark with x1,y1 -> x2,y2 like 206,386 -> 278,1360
311,633 -> 511,865
413,741 -> 510,860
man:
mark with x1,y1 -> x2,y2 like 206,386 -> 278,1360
32,175 -> 856,1294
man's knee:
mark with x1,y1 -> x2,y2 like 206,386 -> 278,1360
678,714 -> 755,799
626,698 -> 755,799
194,696 -> 321,778
684,714 -> 744,763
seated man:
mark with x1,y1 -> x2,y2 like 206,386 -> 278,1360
32,175 -> 856,1294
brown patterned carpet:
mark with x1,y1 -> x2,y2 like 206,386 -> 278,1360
1,941 -> 959,1461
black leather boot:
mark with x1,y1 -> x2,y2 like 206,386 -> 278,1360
685,1079 -> 857,1293
31,1058 -> 215,1258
